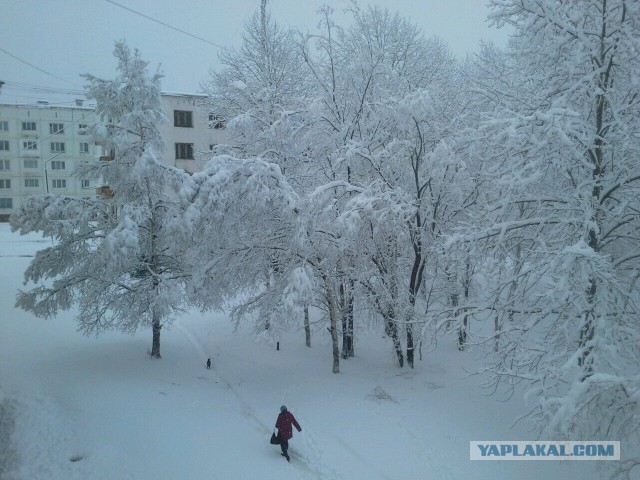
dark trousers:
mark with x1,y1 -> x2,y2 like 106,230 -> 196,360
280,439 -> 289,456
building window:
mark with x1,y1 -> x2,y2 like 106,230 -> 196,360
50,142 -> 65,153
81,179 -> 90,188
52,179 -> 66,189
51,160 -> 66,170
174,110 -> 193,128
0,121 -> 8,131
0,140 -> 9,151
23,141 -> 37,150
0,160 -> 9,170
208,114 -> 225,129
22,122 -> 36,131
175,143 -> 194,160
79,142 -> 89,153
49,123 -> 64,134
23,159 -> 38,169
0,198 -> 12,209
0,179 -> 10,189
24,178 -> 39,188
78,124 -> 88,134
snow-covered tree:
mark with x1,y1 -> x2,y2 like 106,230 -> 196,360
340,86 -> 477,367
464,0 -> 640,455
203,5 -> 306,172
198,5 -> 478,373
298,5 -> 477,367
11,42 -> 190,358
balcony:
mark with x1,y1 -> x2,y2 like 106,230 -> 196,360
96,185 -> 114,198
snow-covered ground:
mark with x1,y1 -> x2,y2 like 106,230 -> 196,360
0,223 -> 605,479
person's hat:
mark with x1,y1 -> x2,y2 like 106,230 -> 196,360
280,405 -> 287,413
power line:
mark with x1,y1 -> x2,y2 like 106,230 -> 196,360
104,0 -> 227,50
0,94 -> 83,106
1,79 -> 207,101
3,81 -> 84,96
0,47 -> 81,87
0,92 -> 83,105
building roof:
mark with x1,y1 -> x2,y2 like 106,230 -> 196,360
0,85 -> 207,108
160,91 -> 208,98
0,100 -> 97,110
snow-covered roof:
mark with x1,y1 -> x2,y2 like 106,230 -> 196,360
160,91 -> 208,98
0,100 -> 97,110
0,84 -> 206,109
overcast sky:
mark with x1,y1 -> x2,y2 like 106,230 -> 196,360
0,0 -> 510,103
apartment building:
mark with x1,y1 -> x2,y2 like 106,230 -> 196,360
158,92 -> 227,173
0,101 -> 99,221
0,94 -> 227,221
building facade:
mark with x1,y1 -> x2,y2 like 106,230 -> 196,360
0,102 -> 99,220
0,94 -> 226,220
159,93 -> 227,174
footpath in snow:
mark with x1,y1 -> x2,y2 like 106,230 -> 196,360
0,224 -> 603,480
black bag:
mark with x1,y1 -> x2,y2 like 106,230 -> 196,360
270,431 -> 281,445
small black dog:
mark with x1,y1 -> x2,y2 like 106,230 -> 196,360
206,358 -> 211,369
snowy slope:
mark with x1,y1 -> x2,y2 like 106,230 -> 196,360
0,224 -> 604,479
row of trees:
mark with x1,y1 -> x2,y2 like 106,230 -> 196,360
11,1 -> 639,472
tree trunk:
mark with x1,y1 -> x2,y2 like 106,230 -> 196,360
324,275 -> 340,373
328,298 -> 340,374
340,280 -> 355,359
407,234 -> 424,369
458,315 -> 468,351
407,275 -> 420,369
151,313 -> 161,358
458,258 -> 471,351
386,276 -> 403,367
386,307 -> 403,367
346,279 -> 354,357
406,323 -> 414,368
578,19 -> 608,377
264,271 -> 272,331
340,281 -> 348,358
304,304 -> 311,347
508,232 -> 523,324
578,280 -> 596,378
149,214 -> 162,359
450,291 -> 459,330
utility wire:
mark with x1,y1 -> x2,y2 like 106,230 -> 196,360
0,47 -> 81,87
104,0 -> 226,50
3,81 -> 84,96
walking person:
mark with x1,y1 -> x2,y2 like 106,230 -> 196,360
206,358 -> 211,369
275,405 -> 301,462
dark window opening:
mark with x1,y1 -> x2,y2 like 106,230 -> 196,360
208,114 -> 225,129
175,143 -> 194,160
174,110 -> 193,128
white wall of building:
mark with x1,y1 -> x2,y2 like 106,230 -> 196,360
158,93 -> 228,174
0,103 -> 100,220
0,93 -> 226,220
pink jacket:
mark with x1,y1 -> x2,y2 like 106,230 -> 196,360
275,411 -> 301,441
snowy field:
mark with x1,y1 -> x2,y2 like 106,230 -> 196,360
0,223 -> 605,479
